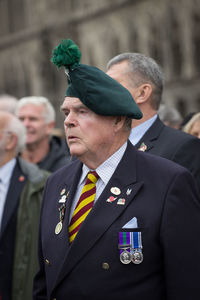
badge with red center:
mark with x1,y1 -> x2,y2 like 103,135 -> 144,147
106,196 -> 117,203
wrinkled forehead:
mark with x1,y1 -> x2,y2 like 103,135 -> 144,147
61,97 -> 86,111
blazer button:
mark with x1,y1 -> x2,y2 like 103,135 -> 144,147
102,262 -> 110,270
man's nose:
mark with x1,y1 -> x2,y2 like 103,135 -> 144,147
64,112 -> 76,128
20,118 -> 31,127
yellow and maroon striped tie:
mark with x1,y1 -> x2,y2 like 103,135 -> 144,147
69,171 -> 99,243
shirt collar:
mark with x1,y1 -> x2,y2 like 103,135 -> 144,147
129,114 -> 157,145
80,142 -> 127,185
0,158 -> 16,185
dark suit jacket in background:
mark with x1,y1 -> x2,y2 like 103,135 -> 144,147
0,161 -> 26,300
135,116 -> 200,191
33,142 -> 200,300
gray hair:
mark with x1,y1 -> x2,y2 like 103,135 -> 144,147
7,116 -> 27,154
107,53 -> 164,110
16,96 -> 55,123
0,94 -> 18,114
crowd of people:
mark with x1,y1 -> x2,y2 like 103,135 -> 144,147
0,38 -> 200,300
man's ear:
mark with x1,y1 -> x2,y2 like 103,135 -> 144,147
134,83 -> 152,104
5,133 -> 18,150
114,116 -> 126,131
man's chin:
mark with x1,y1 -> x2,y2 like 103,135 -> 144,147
69,146 -> 84,158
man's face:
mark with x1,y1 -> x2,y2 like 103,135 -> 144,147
61,97 -> 117,162
18,104 -> 53,146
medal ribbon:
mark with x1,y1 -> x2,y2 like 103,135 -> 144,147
119,232 -> 142,254
119,232 -> 131,254
59,204 -> 66,222
130,232 -> 142,251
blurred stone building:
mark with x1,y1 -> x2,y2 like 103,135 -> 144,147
0,0 -> 199,127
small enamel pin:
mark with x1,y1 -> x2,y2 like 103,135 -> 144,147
126,188 -> 132,196
138,142 -> 147,152
60,188 -> 66,195
58,191 -> 69,203
18,175 -> 25,182
111,187 -> 121,195
106,196 -> 117,203
117,198 -> 126,205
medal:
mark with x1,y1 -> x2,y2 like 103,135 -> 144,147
120,250 -> 132,264
55,221 -> 63,234
130,231 -> 143,264
119,232 -> 131,264
132,249 -> 143,264
55,203 -> 66,235
119,231 -> 143,265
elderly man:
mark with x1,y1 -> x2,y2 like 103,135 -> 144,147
0,111 -> 49,300
33,39 -> 200,300
16,96 -> 70,172
106,53 -> 200,191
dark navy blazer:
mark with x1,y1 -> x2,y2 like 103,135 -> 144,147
33,142 -> 200,300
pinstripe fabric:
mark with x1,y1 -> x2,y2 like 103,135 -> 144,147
69,171 -> 99,243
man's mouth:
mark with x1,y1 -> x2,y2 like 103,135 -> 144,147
68,135 -> 78,142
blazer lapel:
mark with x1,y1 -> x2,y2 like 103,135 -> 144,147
135,116 -> 164,151
1,160 -> 27,237
54,142 -> 143,288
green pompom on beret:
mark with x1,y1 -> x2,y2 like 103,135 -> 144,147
51,39 -> 142,119
51,39 -> 81,70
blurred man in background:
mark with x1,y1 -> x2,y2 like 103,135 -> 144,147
16,96 -> 70,172
158,104 -> 183,129
0,111 -> 49,300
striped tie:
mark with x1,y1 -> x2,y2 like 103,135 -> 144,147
69,171 -> 99,243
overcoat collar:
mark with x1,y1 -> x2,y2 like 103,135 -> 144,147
53,141 -> 143,291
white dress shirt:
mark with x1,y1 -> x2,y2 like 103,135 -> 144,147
69,142 -> 127,221
0,158 -> 16,231
129,114 -> 157,146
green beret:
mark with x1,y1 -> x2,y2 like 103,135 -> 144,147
51,39 -> 142,119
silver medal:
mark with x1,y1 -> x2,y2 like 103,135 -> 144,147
132,250 -> 143,264
120,250 -> 132,264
